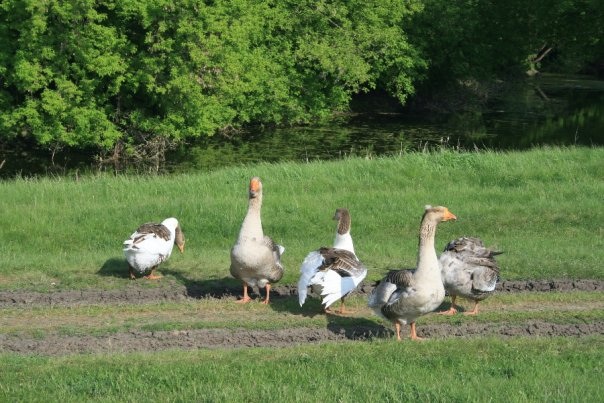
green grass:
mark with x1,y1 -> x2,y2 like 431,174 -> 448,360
1,147 -> 603,402
0,146 -> 602,291
1,336 -> 602,402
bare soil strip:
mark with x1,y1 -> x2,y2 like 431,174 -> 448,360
1,279 -> 602,356
1,279 -> 602,308
1,321 -> 603,356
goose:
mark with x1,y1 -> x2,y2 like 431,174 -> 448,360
439,237 -> 502,315
230,177 -> 285,304
123,217 -> 185,280
298,208 -> 367,314
368,206 -> 456,341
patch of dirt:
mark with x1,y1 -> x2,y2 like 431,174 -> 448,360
1,321 -> 602,356
1,279 -> 602,356
1,279 -> 602,308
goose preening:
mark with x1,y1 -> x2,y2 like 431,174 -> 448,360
439,236 -> 502,315
123,217 -> 185,280
368,206 -> 456,341
298,208 -> 367,314
230,177 -> 285,304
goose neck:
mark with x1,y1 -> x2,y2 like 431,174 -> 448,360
415,218 -> 439,278
238,196 -> 264,242
334,233 -> 355,254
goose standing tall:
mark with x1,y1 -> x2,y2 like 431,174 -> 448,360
230,177 -> 285,304
439,237 -> 502,315
298,208 -> 367,314
368,206 -> 456,341
123,217 -> 185,280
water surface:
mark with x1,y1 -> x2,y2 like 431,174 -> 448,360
2,74 -> 603,178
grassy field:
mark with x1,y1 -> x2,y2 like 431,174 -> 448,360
1,147 -> 603,401
0,147 -> 602,291
1,335 -> 602,401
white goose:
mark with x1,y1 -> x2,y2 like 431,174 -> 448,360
298,208 -> 367,314
368,206 -> 456,340
230,177 -> 285,304
439,237 -> 502,315
123,217 -> 185,279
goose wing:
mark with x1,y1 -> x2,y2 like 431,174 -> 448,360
368,269 -> 415,311
317,248 -> 367,308
123,223 -> 171,254
442,237 -> 501,293
298,247 -> 367,307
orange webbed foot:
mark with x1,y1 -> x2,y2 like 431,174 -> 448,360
438,307 -> 457,315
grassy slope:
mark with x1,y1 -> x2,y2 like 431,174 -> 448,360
0,147 -> 602,291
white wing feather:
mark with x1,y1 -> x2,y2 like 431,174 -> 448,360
320,268 -> 366,309
297,251 -> 325,306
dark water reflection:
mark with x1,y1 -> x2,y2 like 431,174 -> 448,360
166,74 -> 604,173
2,74 -> 604,178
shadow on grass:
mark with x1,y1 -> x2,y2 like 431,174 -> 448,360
97,257 -> 131,279
269,290 -> 392,340
161,269 -> 250,300
325,315 -> 392,340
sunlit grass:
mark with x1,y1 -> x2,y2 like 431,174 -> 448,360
0,147 -> 602,291
1,336 -> 602,401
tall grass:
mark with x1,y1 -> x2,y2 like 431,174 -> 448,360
1,337 -> 602,401
0,147 -> 602,291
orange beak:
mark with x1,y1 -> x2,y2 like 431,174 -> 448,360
249,178 -> 260,192
444,209 -> 457,221
178,244 -> 185,253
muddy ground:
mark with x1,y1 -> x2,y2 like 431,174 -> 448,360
1,279 -> 603,355
1,279 -> 602,308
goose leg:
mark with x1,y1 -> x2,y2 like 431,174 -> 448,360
336,297 -> 348,314
464,301 -> 480,315
129,265 -> 136,280
145,266 -> 162,280
439,295 -> 458,315
236,282 -> 252,303
410,322 -> 424,341
261,283 -> 271,304
394,322 -> 402,341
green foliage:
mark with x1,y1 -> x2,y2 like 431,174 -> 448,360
411,0 -> 604,88
0,0 -> 425,153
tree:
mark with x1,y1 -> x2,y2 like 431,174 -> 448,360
0,0 -> 425,171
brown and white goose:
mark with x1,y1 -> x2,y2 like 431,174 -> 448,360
368,206 -> 456,340
439,237 -> 502,315
230,177 -> 285,304
123,217 -> 185,280
298,208 -> 367,314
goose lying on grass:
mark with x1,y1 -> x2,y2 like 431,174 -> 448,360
368,206 -> 456,341
439,236 -> 502,315
298,208 -> 367,314
123,217 -> 185,280
230,177 -> 284,304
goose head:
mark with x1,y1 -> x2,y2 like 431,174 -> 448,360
333,208 -> 351,234
423,205 -> 457,223
162,217 -> 186,253
249,177 -> 263,199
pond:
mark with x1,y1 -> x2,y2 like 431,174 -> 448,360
2,74 -> 603,178
166,74 -> 604,173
